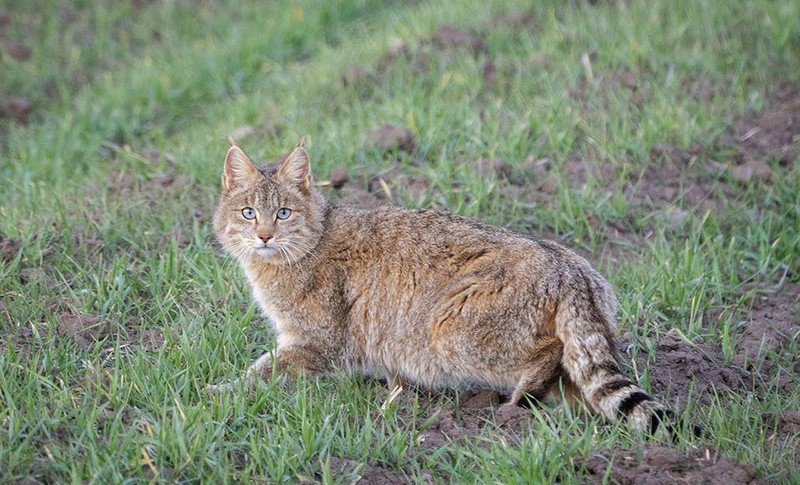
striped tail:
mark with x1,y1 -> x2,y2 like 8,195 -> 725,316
555,278 -> 670,434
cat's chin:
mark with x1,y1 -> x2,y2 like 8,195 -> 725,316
252,246 -> 284,262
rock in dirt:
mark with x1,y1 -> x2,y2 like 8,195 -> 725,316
579,445 -> 765,484
367,124 -> 417,153
643,328 -> 750,407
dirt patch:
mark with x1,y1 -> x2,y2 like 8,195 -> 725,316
579,445 -> 765,484
729,85 -> 800,167
400,388 -> 537,452
629,328 -> 751,408
630,144 -> 730,211
733,282 -> 800,391
309,456 -> 409,484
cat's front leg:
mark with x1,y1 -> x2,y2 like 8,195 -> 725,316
206,343 -> 335,394
206,351 -> 275,393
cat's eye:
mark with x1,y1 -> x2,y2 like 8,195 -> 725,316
241,207 -> 256,220
276,208 -> 292,220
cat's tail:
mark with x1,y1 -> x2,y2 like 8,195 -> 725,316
554,274 -> 671,435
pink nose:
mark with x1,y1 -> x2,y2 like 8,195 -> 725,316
257,230 -> 273,244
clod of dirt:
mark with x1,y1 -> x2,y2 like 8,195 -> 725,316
642,328 -> 750,407
327,166 -> 349,189
6,42 -> 32,61
579,445 -> 765,484
18,267 -> 44,284
431,25 -> 486,53
1,97 -> 33,124
56,313 -> 107,350
317,456 -> 408,484
367,124 -> 417,153
0,235 -> 21,262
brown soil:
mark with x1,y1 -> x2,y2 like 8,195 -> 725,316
308,456 -> 409,485
1,234 -> 22,262
627,328 -> 751,408
733,282 -> 800,391
366,123 -> 417,154
579,445 -> 765,484
728,85 -> 800,167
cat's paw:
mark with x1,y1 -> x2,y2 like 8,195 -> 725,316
205,381 -> 236,394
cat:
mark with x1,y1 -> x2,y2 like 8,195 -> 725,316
208,139 -> 671,434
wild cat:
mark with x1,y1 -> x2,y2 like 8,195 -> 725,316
208,139 -> 670,433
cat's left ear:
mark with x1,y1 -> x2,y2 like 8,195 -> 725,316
277,142 -> 312,192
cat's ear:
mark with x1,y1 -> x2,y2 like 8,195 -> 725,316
222,144 -> 260,192
277,142 -> 312,192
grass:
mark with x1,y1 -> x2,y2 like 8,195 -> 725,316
2,0 -> 799,482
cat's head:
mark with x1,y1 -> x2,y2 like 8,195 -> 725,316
213,140 -> 327,265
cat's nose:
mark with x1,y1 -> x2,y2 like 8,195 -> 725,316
257,229 -> 274,244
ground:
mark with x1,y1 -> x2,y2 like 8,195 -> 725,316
1,0 -> 799,482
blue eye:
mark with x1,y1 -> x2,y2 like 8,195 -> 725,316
276,208 -> 292,220
242,207 -> 256,220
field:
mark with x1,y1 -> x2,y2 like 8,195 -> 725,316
1,0 -> 799,482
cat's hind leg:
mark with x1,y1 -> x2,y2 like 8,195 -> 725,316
508,335 -> 565,406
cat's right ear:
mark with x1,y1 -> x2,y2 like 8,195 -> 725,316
222,144 -> 260,192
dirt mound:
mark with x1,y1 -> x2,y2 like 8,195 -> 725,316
637,329 -> 751,407
579,445 -> 765,484
411,389 -> 535,451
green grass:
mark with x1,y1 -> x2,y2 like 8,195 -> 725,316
2,0 -> 799,482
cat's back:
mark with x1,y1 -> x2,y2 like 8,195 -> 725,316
319,203 -> 589,284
